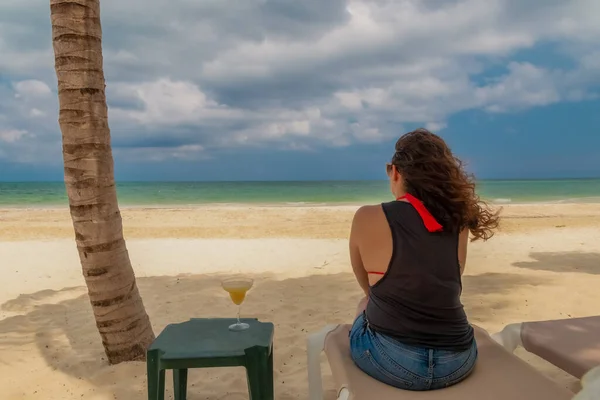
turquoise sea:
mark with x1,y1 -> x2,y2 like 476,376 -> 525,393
1,180 -> 600,207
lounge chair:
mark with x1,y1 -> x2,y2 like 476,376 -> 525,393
307,324 -> 574,400
492,315 -> 600,379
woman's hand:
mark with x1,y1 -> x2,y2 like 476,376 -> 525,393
355,296 -> 369,318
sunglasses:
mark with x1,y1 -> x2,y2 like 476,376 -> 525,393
387,149 -> 406,175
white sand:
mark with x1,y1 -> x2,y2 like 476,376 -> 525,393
1,205 -> 600,399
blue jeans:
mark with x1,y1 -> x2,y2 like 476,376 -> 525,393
349,313 -> 477,391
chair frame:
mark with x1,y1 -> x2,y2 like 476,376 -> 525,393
490,323 -> 524,353
307,325 -> 350,400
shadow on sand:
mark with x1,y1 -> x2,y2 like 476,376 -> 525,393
513,251 -> 600,275
0,271 -> 550,399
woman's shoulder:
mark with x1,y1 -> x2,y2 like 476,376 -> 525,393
354,201 -> 409,219
354,203 -> 384,217
351,204 -> 387,228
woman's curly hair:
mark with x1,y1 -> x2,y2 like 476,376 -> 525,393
391,128 -> 499,241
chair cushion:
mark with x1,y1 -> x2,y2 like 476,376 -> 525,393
324,325 -> 573,400
522,316 -> 600,379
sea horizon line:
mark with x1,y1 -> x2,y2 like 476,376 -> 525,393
2,177 -> 600,184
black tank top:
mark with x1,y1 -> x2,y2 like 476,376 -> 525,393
365,200 -> 474,351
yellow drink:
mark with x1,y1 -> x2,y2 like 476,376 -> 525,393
225,287 -> 248,305
221,277 -> 254,331
222,279 -> 253,305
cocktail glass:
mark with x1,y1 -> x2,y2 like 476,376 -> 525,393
221,277 -> 254,331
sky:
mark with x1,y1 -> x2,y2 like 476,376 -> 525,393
0,0 -> 599,181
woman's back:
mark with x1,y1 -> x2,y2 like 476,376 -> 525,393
365,201 -> 473,351
348,128 -> 498,390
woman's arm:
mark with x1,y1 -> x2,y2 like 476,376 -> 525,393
458,228 -> 469,276
350,207 -> 370,296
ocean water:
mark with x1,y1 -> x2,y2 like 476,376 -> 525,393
0,180 -> 599,207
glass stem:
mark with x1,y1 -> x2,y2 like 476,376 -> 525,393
237,305 -> 241,324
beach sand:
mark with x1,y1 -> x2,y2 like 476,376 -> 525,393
1,203 -> 600,399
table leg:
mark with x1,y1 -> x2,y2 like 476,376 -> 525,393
266,346 -> 274,399
174,368 -> 188,400
246,346 -> 274,400
147,350 -> 165,400
158,370 -> 165,400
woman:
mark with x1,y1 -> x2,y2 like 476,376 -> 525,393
349,128 -> 499,391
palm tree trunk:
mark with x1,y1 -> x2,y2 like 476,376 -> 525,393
50,0 -> 155,364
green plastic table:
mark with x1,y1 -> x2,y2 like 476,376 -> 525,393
147,318 -> 274,400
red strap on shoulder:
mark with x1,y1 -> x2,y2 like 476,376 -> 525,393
397,193 -> 443,232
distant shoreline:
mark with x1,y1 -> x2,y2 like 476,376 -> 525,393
2,196 -> 600,210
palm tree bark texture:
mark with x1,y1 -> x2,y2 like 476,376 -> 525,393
50,0 -> 155,363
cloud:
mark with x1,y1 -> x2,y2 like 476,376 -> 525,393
13,80 -> 52,98
425,122 -> 448,132
113,143 -> 207,162
475,63 -> 562,112
0,129 -> 28,143
110,78 -> 232,126
0,0 -> 599,165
